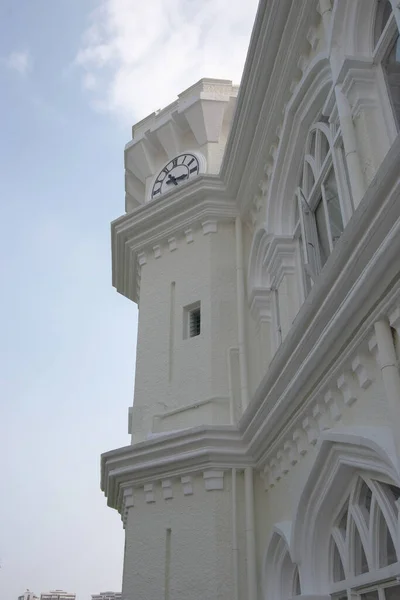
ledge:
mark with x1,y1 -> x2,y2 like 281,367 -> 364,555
111,176 -> 237,303
101,425 -> 251,511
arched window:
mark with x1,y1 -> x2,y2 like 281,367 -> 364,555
295,121 -> 351,288
374,0 -> 400,129
264,529 -> 301,599
329,474 -> 400,600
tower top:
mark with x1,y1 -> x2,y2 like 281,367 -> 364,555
124,78 -> 238,212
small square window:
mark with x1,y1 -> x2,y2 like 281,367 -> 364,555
184,302 -> 201,338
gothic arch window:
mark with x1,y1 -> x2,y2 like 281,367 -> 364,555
329,474 -> 400,600
374,0 -> 400,129
294,119 -> 352,290
264,530 -> 301,600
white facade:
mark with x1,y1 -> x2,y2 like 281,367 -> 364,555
102,1 -> 400,599
40,592 -> 75,600
91,593 -> 122,600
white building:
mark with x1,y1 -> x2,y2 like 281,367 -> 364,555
40,592 -> 75,600
101,1 -> 400,599
91,593 -> 122,600
18,591 -> 39,600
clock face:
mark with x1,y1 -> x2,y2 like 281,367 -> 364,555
151,153 -> 200,199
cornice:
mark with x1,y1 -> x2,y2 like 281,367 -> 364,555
101,426 -> 251,511
112,176 -> 238,302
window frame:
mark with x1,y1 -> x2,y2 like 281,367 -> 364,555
183,301 -> 201,339
328,474 -> 400,600
296,120 -> 351,284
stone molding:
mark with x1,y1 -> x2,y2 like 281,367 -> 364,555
263,236 -> 298,290
203,470 -> 224,491
112,183 -> 237,303
118,470 -> 227,521
249,287 -> 273,327
262,331 -> 380,490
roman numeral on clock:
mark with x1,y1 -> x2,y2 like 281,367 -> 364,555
151,153 -> 200,199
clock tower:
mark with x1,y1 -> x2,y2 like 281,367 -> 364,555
103,79 -> 250,600
112,78 -> 241,445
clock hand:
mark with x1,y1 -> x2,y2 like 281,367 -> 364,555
166,174 -> 177,185
174,173 -> 188,181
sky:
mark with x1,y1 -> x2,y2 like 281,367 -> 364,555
0,0 -> 258,598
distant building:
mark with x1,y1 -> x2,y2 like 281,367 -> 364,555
91,593 -> 122,600
40,592 -> 75,600
18,591 -> 39,600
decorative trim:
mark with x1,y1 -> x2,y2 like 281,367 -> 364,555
168,237 -> 177,252
144,483 -> 155,503
153,245 -> 162,259
249,287 -> 273,326
324,389 -> 342,422
293,429 -> 308,457
121,487 -> 134,529
302,416 -> 319,446
312,402 -> 331,432
307,26 -> 319,51
337,372 -> 357,407
351,352 -> 373,389
203,470 -> 224,491
161,479 -> 173,500
263,236 -> 298,289
202,220 -> 218,235
181,476 -> 193,496
184,228 -> 194,244
111,184 -> 237,303
137,251 -> 147,266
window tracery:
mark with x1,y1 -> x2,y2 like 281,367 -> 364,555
295,120 -> 351,291
329,475 -> 400,600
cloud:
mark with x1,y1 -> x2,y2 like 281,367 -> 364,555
76,0 -> 258,122
4,50 -> 31,75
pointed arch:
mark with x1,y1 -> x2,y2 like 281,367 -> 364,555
330,0 -> 377,58
291,427 -> 400,595
263,522 -> 301,600
265,52 -> 331,236
247,225 -> 271,295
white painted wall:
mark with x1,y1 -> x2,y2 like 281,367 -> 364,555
132,221 -> 238,442
123,474 -> 237,600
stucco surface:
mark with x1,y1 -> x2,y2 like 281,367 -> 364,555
123,475 -> 235,600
